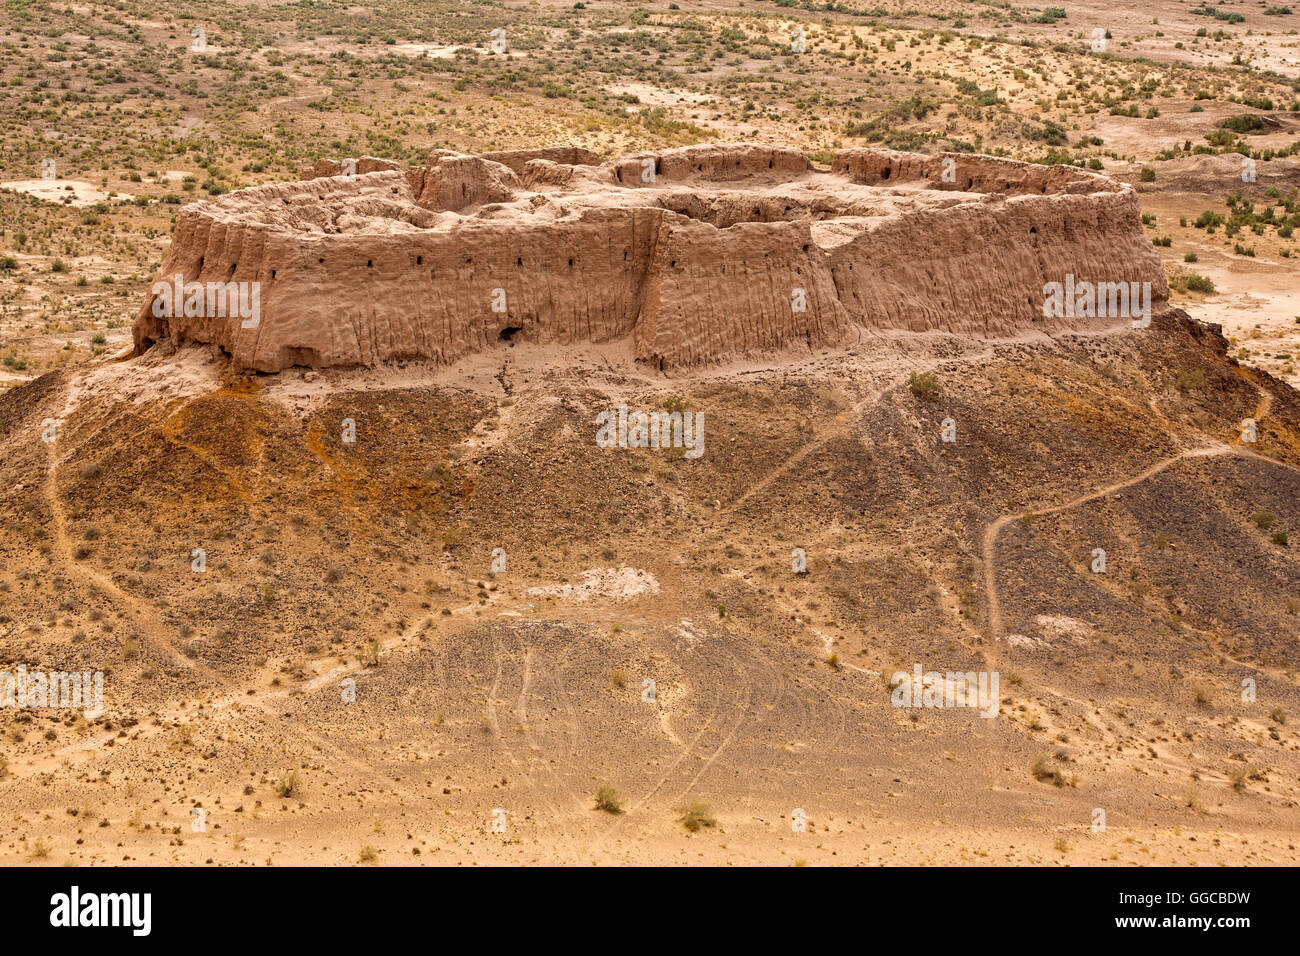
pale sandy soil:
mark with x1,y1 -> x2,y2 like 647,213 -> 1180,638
0,180 -> 134,207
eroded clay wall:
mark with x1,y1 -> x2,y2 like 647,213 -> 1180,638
635,217 -> 851,368
832,148 -> 1121,196
828,190 -> 1168,336
136,189 -> 663,372
133,144 -> 1170,374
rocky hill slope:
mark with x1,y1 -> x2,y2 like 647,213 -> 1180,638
1,299 -> 1297,864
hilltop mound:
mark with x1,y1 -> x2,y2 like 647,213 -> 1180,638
4,302 -> 1300,864
132,144 -> 1168,373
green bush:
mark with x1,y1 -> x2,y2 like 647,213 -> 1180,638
677,798 -> 717,832
908,371 -> 941,401
594,785 -> 624,814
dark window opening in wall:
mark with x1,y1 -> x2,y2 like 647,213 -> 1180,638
881,167 -> 891,180
517,257 -> 523,266
1029,226 -> 1037,235
499,326 -> 521,342
366,260 -> 373,268
271,270 -> 277,279
319,257 -> 325,264
568,258 -> 574,268
416,255 -> 423,265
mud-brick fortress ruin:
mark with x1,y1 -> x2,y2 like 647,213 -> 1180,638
132,144 -> 1168,372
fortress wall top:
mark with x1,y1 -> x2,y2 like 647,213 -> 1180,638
479,146 -> 602,175
832,148 -> 1122,196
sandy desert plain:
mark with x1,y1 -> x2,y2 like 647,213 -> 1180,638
0,0 -> 1299,867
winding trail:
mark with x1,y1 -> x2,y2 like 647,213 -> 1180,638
982,444 -> 1231,641
982,379 -> 1293,644
705,348 -> 996,526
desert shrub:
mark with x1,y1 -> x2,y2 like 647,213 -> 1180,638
1192,5 -> 1245,24
1031,754 -> 1072,786
594,785 -> 624,814
1170,272 -> 1216,294
1220,115 -> 1265,134
676,798 -> 717,832
275,770 -> 300,798
908,371 -> 941,400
